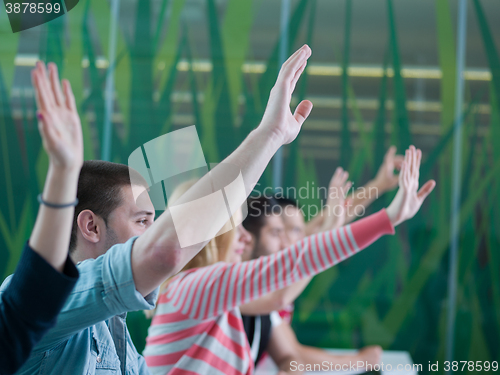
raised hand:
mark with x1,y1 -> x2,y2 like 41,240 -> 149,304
319,167 -> 352,231
32,62 -> 83,171
386,146 -> 436,226
374,146 -> 404,193
259,44 -> 313,145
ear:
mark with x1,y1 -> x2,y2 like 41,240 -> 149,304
77,210 -> 103,244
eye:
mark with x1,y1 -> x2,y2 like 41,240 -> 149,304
137,218 -> 148,225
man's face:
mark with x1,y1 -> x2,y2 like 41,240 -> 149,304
252,214 -> 288,258
101,184 -> 155,254
281,205 -> 306,245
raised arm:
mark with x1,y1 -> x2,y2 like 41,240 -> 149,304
345,146 -> 403,224
29,62 -> 83,271
132,45 -> 314,296
161,146 -> 435,320
0,62 -> 82,374
305,167 -> 351,236
306,146 -> 403,233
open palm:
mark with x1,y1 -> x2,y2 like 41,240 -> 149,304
386,146 -> 436,226
320,167 -> 352,231
32,62 -> 83,171
374,146 -> 404,192
260,45 -> 314,145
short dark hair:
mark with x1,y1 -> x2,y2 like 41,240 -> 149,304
243,196 -> 281,238
273,195 -> 298,209
69,160 -> 148,252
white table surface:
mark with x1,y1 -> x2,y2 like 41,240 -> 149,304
255,349 -> 418,375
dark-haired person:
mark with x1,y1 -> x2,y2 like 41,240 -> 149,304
239,157 -> 411,373
239,197 -> 380,373
3,45 -> 316,374
143,146 -> 435,375
0,62 -> 81,374
273,153 -> 403,322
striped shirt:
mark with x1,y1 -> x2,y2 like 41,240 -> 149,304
144,209 -> 394,375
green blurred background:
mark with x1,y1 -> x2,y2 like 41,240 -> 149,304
1,0 -> 499,373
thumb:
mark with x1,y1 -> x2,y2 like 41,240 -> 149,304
294,100 -> 313,127
417,180 -> 436,201
385,145 -> 396,161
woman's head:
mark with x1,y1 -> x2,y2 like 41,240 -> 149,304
227,208 -> 252,263
146,179 -> 251,318
145,179 -> 251,318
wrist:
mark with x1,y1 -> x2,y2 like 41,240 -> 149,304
48,161 -> 82,177
254,121 -> 287,151
43,164 -> 80,202
370,178 -> 388,194
385,203 -> 400,227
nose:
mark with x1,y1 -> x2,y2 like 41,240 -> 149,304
240,225 -> 252,244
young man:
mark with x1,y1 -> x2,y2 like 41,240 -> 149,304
0,44 -> 315,374
0,63 -> 81,374
240,197 -> 381,373
239,152 -> 410,373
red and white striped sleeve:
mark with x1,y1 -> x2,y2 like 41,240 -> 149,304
164,209 -> 394,320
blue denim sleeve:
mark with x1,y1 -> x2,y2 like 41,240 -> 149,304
30,236 -> 159,351
137,353 -> 152,375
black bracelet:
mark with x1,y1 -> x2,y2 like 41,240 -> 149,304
37,194 -> 78,209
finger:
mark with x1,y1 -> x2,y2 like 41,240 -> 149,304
290,59 -> 308,91
279,45 -> 311,87
410,147 -> 416,184
281,50 -> 307,86
339,171 -> 349,186
63,79 -> 77,113
48,63 -> 65,106
398,161 -> 406,186
411,146 -> 418,180
293,100 -> 313,127
37,61 -> 56,108
332,171 -> 349,194
405,149 -> 411,186
342,181 -> 353,197
329,167 -> 342,187
277,49 -> 305,84
37,111 -> 58,148
417,180 -> 436,201
282,45 -> 307,67
282,44 -> 310,71
415,149 -> 422,179
385,145 -> 396,161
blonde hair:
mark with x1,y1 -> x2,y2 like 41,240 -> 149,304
145,179 -> 236,318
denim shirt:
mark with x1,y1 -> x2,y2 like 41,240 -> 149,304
0,236 -> 158,375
